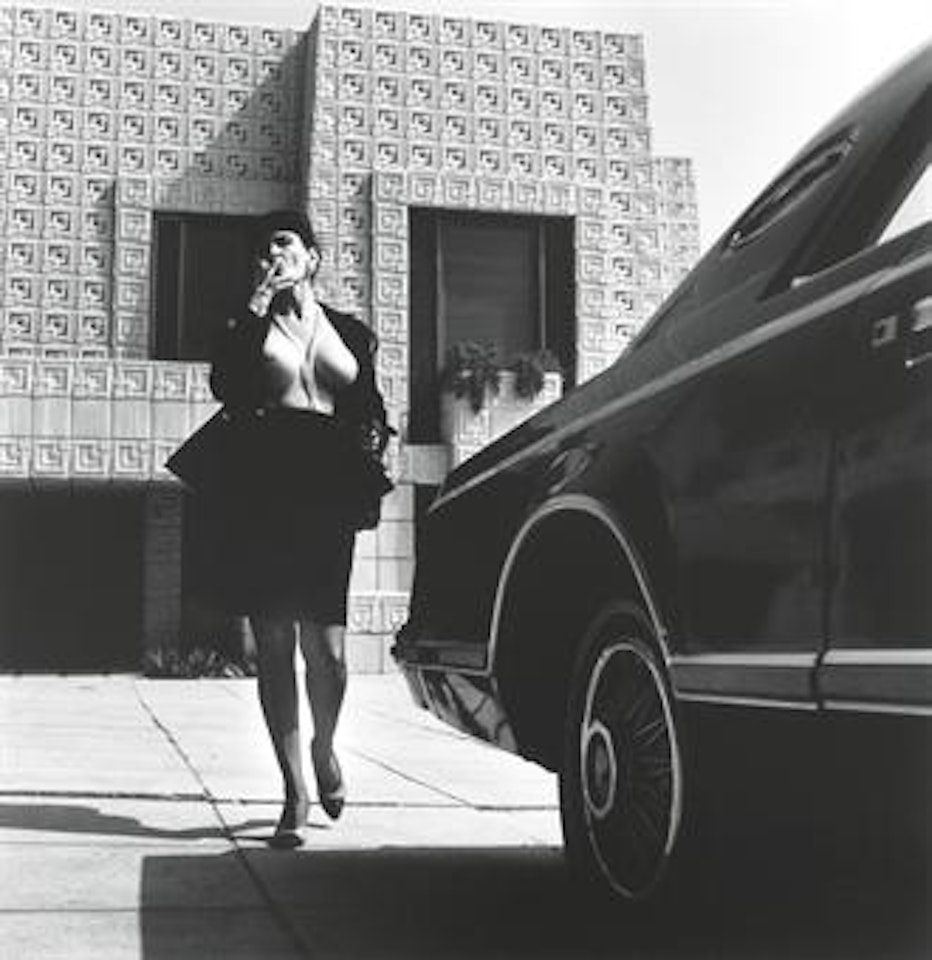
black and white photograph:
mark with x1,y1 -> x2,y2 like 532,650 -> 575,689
0,0 -> 929,957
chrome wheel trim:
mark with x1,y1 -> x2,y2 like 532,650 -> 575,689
582,719 -> 618,820
579,640 -> 682,899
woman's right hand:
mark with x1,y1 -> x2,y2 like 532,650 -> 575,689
248,261 -> 285,317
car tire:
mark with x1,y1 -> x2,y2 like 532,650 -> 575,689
559,601 -> 683,901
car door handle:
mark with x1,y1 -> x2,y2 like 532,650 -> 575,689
905,294 -> 932,369
910,294 -> 932,333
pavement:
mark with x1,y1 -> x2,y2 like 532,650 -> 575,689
0,669 -> 564,960
3,671 -> 929,960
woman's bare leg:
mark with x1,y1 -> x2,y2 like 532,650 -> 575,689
250,614 -> 310,836
300,620 -> 347,818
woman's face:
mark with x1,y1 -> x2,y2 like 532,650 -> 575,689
257,229 -> 317,287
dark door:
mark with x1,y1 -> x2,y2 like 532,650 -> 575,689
659,273 -> 838,667
0,484 -> 144,670
666,87 -> 931,707
663,230 -> 930,709
820,226 -> 932,709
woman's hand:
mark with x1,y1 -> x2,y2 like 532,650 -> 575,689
249,229 -> 320,318
248,261 -> 290,317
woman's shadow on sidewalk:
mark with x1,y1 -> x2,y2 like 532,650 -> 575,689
0,799 -> 274,842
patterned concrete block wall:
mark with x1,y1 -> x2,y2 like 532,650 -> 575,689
0,5 -> 308,663
300,8 -> 700,649
0,3 -> 699,670
653,156 -> 700,297
304,4 -> 700,394
0,4 -> 304,360
0,355 -> 215,480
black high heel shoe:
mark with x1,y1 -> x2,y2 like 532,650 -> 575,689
268,796 -> 309,849
311,739 -> 345,821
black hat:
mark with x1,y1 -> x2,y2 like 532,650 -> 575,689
253,208 -> 318,253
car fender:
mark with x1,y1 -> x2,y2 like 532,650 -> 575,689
490,493 -> 671,666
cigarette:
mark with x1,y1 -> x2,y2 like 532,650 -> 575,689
258,262 -> 279,289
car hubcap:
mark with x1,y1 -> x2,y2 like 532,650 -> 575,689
579,640 -> 681,899
583,720 -> 618,819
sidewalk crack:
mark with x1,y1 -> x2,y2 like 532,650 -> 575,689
133,685 -> 214,804
347,747 -> 474,807
132,682 -> 316,958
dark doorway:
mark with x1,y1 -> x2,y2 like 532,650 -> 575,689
176,492 -> 256,663
409,209 -> 575,442
0,483 -> 144,671
153,213 -> 258,361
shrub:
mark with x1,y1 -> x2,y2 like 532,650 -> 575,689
141,645 -> 256,679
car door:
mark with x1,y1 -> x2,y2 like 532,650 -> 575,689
820,219 -> 932,712
655,128 -> 871,711
667,62 -> 932,710
659,256 -> 855,706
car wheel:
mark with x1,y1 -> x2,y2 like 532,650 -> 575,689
560,602 -> 683,901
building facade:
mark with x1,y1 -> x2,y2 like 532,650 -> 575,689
0,4 -> 699,671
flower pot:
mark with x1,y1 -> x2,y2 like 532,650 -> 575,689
441,370 -> 562,467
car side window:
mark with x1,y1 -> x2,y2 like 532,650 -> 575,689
725,129 -> 857,252
878,161 -> 931,244
782,84 -> 931,287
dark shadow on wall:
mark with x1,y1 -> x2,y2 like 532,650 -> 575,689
3,23 -> 316,673
74,28 -> 313,364
29,22 -> 309,361
145,30 -> 311,364
95,29 -> 314,665
144,30 -> 315,659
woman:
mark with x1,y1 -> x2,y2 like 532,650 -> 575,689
178,209 -> 391,848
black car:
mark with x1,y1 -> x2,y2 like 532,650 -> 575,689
395,44 -> 931,901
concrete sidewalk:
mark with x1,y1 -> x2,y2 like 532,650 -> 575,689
0,670 -> 562,959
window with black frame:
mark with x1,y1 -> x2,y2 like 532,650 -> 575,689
408,208 -> 575,442
153,213 -> 257,361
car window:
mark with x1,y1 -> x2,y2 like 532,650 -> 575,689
633,78 -> 930,355
782,83 -> 931,286
878,160 -> 931,243
724,129 -> 857,251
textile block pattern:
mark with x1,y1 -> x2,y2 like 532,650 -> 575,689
0,4 -> 701,659
305,3 -> 699,395
0,3 -> 304,358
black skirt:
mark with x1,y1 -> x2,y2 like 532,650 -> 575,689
184,408 -> 361,623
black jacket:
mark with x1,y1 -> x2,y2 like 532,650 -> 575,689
208,303 -> 393,527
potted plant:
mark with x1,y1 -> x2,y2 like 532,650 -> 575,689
439,341 -> 501,413
440,342 -> 564,465
507,348 -> 563,401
